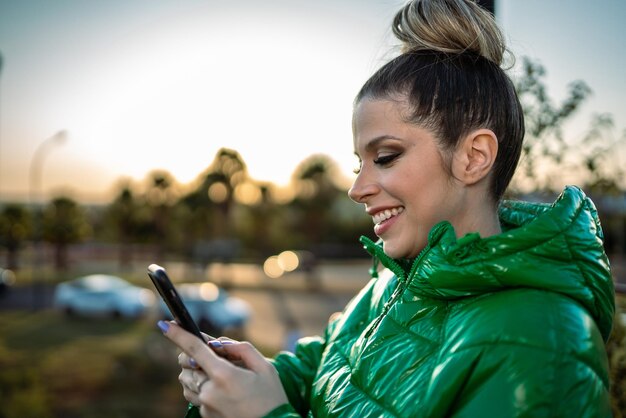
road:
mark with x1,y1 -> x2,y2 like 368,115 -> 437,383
3,256 -> 623,353
0,261 -> 372,354
0,283 -> 56,310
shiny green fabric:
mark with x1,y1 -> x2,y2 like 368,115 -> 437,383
186,186 -> 615,417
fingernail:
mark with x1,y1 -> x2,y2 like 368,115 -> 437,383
209,340 -> 223,348
189,358 -> 198,368
157,320 -> 170,333
220,340 -> 234,345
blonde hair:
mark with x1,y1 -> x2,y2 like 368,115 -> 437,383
393,0 -> 506,65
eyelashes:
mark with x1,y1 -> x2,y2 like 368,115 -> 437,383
353,152 -> 401,174
373,153 -> 400,166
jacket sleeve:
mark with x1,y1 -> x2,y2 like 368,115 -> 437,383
184,403 -> 200,418
411,281 -> 612,418
269,335 -> 326,416
422,341 -> 612,418
267,274 -> 387,416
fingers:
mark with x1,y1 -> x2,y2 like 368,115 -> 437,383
179,337 -> 235,368
179,368 -> 209,406
163,322 -> 288,418
178,351 -> 199,369
159,320 -> 227,377
219,341 -> 271,373
201,331 -> 216,342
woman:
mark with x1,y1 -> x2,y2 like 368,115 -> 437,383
159,0 -> 615,416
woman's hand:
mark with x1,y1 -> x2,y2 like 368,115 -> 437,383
159,321 -> 288,418
178,350 -> 208,406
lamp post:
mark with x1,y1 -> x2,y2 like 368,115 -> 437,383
0,51 -> 3,195
29,130 -> 67,309
477,0 -> 495,14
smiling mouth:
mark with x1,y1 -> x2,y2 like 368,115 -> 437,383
372,207 -> 404,225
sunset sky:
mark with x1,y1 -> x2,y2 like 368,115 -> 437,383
0,0 -> 624,204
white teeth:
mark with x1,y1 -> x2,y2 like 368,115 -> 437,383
372,207 -> 404,225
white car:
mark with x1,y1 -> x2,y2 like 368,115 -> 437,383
158,282 -> 251,334
54,274 -> 156,318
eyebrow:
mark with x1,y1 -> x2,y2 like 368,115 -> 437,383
353,135 -> 405,158
364,135 -> 404,153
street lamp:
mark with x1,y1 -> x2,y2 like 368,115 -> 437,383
29,130 -> 67,309
0,51 -> 4,198
29,130 -> 68,204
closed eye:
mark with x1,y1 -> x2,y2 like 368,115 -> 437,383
373,153 -> 400,166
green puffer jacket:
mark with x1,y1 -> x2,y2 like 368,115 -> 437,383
185,186 -> 615,417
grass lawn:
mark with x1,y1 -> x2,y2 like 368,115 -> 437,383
0,311 -> 189,418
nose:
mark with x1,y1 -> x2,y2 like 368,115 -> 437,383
348,169 -> 378,204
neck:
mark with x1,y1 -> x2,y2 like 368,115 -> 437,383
453,193 -> 501,239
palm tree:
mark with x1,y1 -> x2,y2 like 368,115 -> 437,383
290,154 -> 343,246
144,170 -> 178,262
0,203 -> 32,270
42,196 -> 91,271
202,148 -> 247,238
106,185 -> 140,269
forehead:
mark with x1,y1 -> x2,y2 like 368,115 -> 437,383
353,98 -> 408,127
352,99 -> 412,149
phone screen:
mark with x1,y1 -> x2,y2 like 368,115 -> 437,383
147,264 -> 206,342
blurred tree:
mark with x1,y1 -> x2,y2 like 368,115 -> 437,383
144,170 -> 178,262
578,114 -> 625,195
0,203 -> 32,270
511,57 -> 591,194
510,57 -> 625,196
289,154 -> 344,250
176,148 -> 247,264
233,183 -> 279,259
203,148 -> 247,238
511,57 -> 626,257
42,196 -> 91,271
246,184 -> 274,257
105,185 -> 140,269
176,189 -> 216,260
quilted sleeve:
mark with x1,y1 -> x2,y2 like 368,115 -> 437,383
422,342 -> 611,418
422,289 -> 612,417
270,335 -> 326,416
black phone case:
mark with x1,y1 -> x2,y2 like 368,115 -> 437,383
147,264 -> 205,341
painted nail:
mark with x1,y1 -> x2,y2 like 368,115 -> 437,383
189,358 -> 198,368
157,320 -> 170,333
209,340 -> 223,348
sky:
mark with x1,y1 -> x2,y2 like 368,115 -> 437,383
0,0 -> 624,204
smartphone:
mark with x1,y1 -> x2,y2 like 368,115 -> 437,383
147,264 -> 206,342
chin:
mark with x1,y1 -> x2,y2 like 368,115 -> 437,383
381,241 -> 407,259
383,239 -> 426,260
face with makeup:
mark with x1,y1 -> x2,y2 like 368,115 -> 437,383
349,98 -> 469,259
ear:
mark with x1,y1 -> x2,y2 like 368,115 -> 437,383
451,129 -> 498,186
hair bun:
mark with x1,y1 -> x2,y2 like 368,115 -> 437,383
392,0 -> 506,65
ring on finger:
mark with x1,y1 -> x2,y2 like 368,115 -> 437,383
196,377 -> 209,392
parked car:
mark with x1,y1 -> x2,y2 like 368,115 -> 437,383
157,282 -> 251,335
54,274 -> 156,318
0,268 -> 16,295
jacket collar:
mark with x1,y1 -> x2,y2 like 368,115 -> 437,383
360,186 -> 615,341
